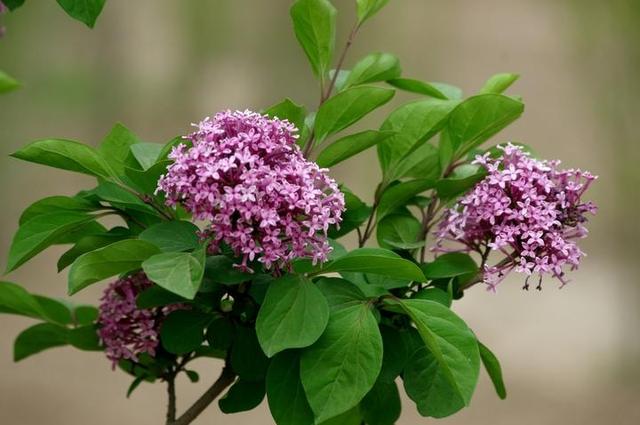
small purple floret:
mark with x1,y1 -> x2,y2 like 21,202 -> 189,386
435,143 -> 597,290
157,110 -> 345,271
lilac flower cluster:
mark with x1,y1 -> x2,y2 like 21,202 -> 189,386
97,272 -> 179,367
157,110 -> 345,271
435,144 -> 597,290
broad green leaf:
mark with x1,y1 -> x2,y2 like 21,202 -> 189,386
387,78 -> 448,99
142,248 -> 206,300
414,287 -> 452,307
2,1 -> 25,11
447,94 -> 524,157
479,73 -> 519,95
344,53 -> 401,89
139,221 -> 200,252
378,98 -> 458,177
392,141 -> 441,180
231,326 -> 269,381
361,379 -> 401,425
319,407 -> 362,425
356,0 -> 390,24
160,310 -> 212,354
32,295 -> 73,325
68,239 -> 160,294
300,303 -> 383,423
19,196 -> 98,225
73,305 -> 99,325
395,299 -> 480,418
256,275 -> 329,357
266,351 -> 315,425
11,139 -> 112,178
421,253 -> 478,279
93,181 -> 157,214
264,98 -> 307,132
329,69 -> 351,92
204,255 -> 254,285
436,164 -> 486,199
125,160 -> 171,194
290,0 -> 337,79
316,130 -> 393,168
206,318 -> 234,350
318,248 -> 425,282
479,342 -> 507,399
68,324 -> 102,351
219,379 -> 266,413
98,123 -> 141,175
0,281 -> 46,320
327,188 -> 371,239
56,0 -> 106,28
0,70 -> 20,94
377,213 -> 423,250
339,272 -> 409,297
58,229 -> 130,271
136,285 -> 188,309
130,143 -> 164,170
377,326 -> 413,383
314,277 -> 367,311
376,179 -> 435,222
314,86 -> 395,141
6,212 -> 96,272
14,323 -> 68,361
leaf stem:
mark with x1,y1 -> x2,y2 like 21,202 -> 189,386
166,375 -> 177,424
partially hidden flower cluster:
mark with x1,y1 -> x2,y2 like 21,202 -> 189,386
435,143 -> 597,290
98,272 -> 181,367
157,110 -> 345,271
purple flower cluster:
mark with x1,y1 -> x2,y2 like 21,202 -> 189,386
157,110 -> 344,271
97,273 -> 178,367
435,144 -> 597,290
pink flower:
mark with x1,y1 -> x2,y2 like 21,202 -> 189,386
157,110 -> 345,271
435,144 -> 597,289
97,272 -> 181,368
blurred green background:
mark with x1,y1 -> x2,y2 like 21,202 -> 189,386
1,1 -> 638,424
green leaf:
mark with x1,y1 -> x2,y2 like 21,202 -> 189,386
92,181 -> 157,214
98,123 -> 141,175
231,326 -> 269,381
395,299 -> 480,418
6,212 -> 96,272
264,98 -> 307,132
414,287 -> 452,307
130,143 -> 164,170
479,342 -> 507,399
266,351 -> 315,425
204,255 -> 253,285
300,303 -> 383,423
58,229 -> 130,271
479,73 -> 519,95
315,86 -> 394,141
377,213 -> 423,250
73,305 -> 99,325
136,285 -> 188,309
14,323 -> 68,362
125,159 -> 171,194
378,98 -> 458,177
387,78 -> 449,99
11,139 -> 113,178
19,196 -> 98,225
2,1 -> 26,11
436,164 -> 486,199
356,0 -> 390,24
376,179 -> 435,222
327,188 -> 371,239
0,281 -> 47,320
256,275 -> 329,357
219,379 -> 266,414
160,310 -> 211,354
206,318 -> 234,350
421,253 -> 478,279
290,0 -> 337,79
447,94 -> 524,158
319,407 -> 362,425
139,221 -> 200,253
378,325 -> 412,382
316,130 -> 393,168
68,324 -> 102,351
344,53 -> 401,89
0,70 -> 20,94
142,248 -> 206,300
318,248 -> 425,282
68,239 -> 160,295
314,277 -> 367,311
361,379 -> 401,425
55,0 -> 106,28
33,295 -> 73,325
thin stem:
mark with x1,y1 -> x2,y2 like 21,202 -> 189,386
166,375 -> 177,424
419,198 -> 439,262
168,366 -> 236,425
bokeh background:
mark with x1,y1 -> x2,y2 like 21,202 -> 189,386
1,0 -> 638,424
